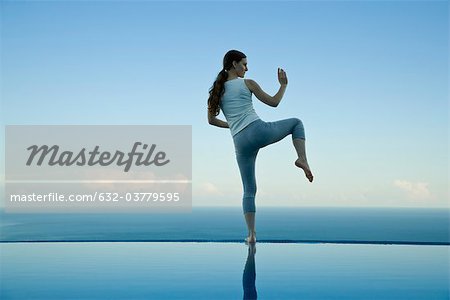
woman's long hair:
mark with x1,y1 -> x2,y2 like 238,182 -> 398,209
208,50 -> 247,117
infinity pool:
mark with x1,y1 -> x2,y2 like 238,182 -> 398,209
1,242 -> 448,299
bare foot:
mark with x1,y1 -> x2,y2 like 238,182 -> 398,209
245,232 -> 256,244
295,159 -> 314,182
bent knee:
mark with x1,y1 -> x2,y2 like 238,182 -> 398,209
292,118 -> 306,140
293,117 -> 303,126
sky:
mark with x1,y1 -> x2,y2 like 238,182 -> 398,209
0,0 -> 448,208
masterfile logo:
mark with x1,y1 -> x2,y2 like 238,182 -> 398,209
5,125 -> 192,213
25,142 -> 170,172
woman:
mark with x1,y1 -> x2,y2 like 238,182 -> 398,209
207,50 -> 313,244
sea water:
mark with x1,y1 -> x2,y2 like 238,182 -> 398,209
1,206 -> 448,244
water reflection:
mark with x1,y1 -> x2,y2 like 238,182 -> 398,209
243,243 -> 257,299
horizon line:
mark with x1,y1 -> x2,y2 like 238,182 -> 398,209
1,239 -> 448,246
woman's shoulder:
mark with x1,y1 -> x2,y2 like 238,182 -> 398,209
243,78 -> 257,93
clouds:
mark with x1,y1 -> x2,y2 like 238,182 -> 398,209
393,180 -> 432,200
195,181 -> 223,196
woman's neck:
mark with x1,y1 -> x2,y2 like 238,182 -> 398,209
226,76 -> 239,81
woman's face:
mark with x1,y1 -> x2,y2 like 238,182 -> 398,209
233,58 -> 248,78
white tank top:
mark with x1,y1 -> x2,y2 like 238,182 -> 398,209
219,78 -> 260,137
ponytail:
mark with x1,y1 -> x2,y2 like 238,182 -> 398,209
207,69 -> 229,117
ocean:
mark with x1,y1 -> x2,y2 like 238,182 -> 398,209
1,206 -> 448,244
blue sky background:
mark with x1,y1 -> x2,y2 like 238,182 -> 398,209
1,0 -> 448,208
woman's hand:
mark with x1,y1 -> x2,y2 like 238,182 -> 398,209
278,67 -> 288,86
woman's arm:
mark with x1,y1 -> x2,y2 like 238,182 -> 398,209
208,109 -> 229,128
245,68 -> 288,107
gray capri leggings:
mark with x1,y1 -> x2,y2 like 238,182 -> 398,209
232,118 -> 305,214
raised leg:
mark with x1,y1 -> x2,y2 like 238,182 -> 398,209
293,138 -> 313,182
254,118 -> 313,182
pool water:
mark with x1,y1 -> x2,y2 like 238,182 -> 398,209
1,242 -> 448,299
